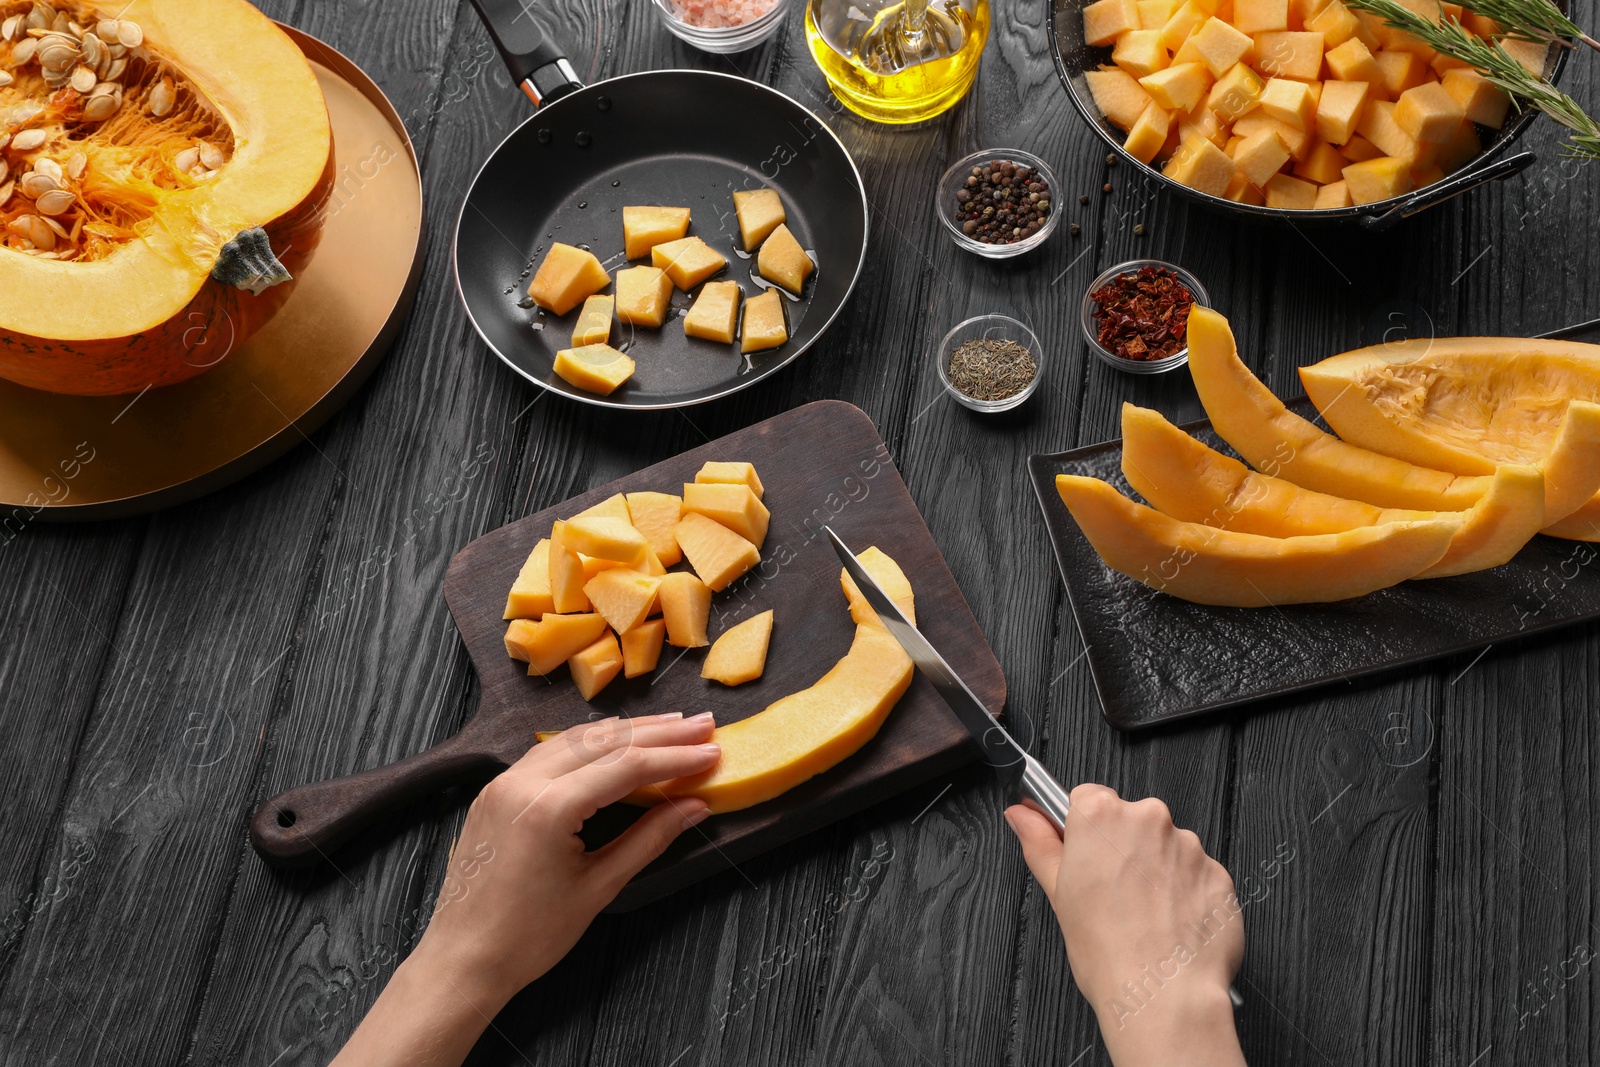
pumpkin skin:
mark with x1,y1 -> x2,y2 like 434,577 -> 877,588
0,0 -> 335,395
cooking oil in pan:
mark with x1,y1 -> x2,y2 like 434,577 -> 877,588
805,0 -> 990,124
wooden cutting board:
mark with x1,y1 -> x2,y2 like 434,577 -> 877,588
250,400 -> 1007,910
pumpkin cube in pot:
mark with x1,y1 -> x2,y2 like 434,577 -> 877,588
1394,81 -> 1465,143
1324,38 -> 1382,87
1224,169 -> 1266,203
1158,0 -> 1208,50
1433,119 -> 1480,173
1190,17 -> 1254,75
1499,37 -> 1548,77
1113,29 -> 1171,79
740,290 -> 788,354
1252,31 -> 1323,80
1305,0 -> 1367,47
1085,0 -> 1142,44
569,632 -> 624,701
1356,100 -> 1419,161
659,572 -> 712,647
1440,68 -> 1508,129
1162,132 -> 1237,196
676,511 -> 761,592
1342,155 -> 1414,204
1085,68 -> 1157,130
1232,0 -> 1288,34
1258,77 -> 1316,129
1233,128 -> 1291,188
622,205 -> 691,259
1314,179 -> 1353,207
652,236 -> 728,290
684,280 -> 743,343
756,225 -> 814,295
621,618 -> 667,678
696,461 -> 765,498
702,610 -> 774,686
552,343 -> 635,396
733,189 -> 787,251
1138,62 -> 1211,112
504,538 -> 555,620
1140,0 -> 1180,27
527,243 -> 610,316
683,481 -> 770,547
1295,141 -> 1348,184
1374,50 -> 1427,98
1206,62 -> 1263,122
571,294 -> 613,347
1125,103 -> 1173,164
1263,172 -> 1318,209
615,265 -> 674,328
1315,79 -> 1369,144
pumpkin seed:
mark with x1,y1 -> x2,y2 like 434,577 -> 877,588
26,3 -> 50,33
32,157 -> 60,180
49,10 -> 67,33
116,21 -> 141,48
197,141 -> 223,170
69,65 -> 94,92
103,56 -> 124,81
8,214 -> 54,251
148,76 -> 174,117
95,19 -> 118,41
0,158 -> 7,184
10,101 -> 42,125
39,214 -> 67,238
11,128 -> 46,151
35,188 -> 72,215
173,146 -> 198,173
1,15 -> 21,41
9,36 -> 38,65
66,151 -> 85,179
78,29 -> 101,68
0,71 -> 11,87
0,179 -> 12,207
82,90 -> 118,121
19,171 -> 57,197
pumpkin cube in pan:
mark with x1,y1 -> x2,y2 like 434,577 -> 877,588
552,343 -> 635,396
526,242 -> 610,316
756,224 -> 814,295
651,236 -> 728,290
570,294 -> 613,347
622,205 -> 691,259
684,280 -> 743,343
615,265 -> 674,328
740,290 -> 788,354
733,189 -> 786,251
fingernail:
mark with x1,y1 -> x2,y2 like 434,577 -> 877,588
697,743 -> 721,756
1002,809 -> 1019,832
690,712 -> 715,723
655,712 -> 685,721
683,803 -> 711,827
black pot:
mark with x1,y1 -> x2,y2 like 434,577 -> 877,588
1047,0 -> 1569,228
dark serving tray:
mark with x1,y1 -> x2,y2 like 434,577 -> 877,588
1028,399 -> 1600,730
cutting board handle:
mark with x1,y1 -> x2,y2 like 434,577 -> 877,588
249,731 -> 507,868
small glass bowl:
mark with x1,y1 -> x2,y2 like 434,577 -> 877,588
1080,259 -> 1210,375
935,314 -> 1044,413
935,148 -> 1061,260
651,0 -> 790,52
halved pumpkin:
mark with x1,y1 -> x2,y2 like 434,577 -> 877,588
1300,342 -> 1600,540
1186,307 -> 1600,525
0,0 -> 335,395
1054,473 -> 1458,606
1119,404 -> 1546,578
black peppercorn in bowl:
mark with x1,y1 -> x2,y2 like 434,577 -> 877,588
1081,259 -> 1209,376
936,148 -> 1061,259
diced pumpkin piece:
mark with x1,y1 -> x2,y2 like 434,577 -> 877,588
1125,103 -> 1174,164
1158,0 -> 1208,49
1115,29 -> 1172,78
615,265 -> 674,328
1251,30 -> 1322,79
1394,81 -> 1464,143
1339,133 -> 1384,161
1440,68 -> 1508,128
575,493 -> 631,523
548,522 -> 590,613
1305,0 -> 1364,46
1085,0 -> 1142,44
1086,68 -> 1158,129
621,618 -> 667,678
637,545 -> 668,577
838,545 -> 918,626
1139,0 -> 1180,28
1324,37 -> 1382,87
1342,155 -> 1413,203
1206,62 -> 1264,121
1264,172 -> 1319,209
741,290 -> 788,354
684,281 -> 743,343
1411,160 -> 1445,188
1314,179 -> 1353,207
652,236 -> 728,290
1190,17 -> 1254,74
622,205 -> 691,260
683,481 -> 770,546
1315,78 -> 1369,144
1233,128 -> 1291,186
504,618 -> 539,662
571,295 -> 613,347
1224,169 -> 1267,203
1162,132 -> 1238,196
527,243 -> 610,316
1178,106 -> 1227,148
1434,119 -> 1481,172
676,511 -> 761,592
1139,62 -> 1212,111
1463,10 -> 1500,37
525,612 -> 609,676
1295,140 -> 1348,184
580,554 -> 626,582
696,461 -> 765,498
1233,0 -> 1288,33
553,343 -> 635,396
1374,49 -> 1427,97
624,491 -> 684,565
659,572 -> 712,647
583,568 -> 662,634
561,516 -> 647,564
1499,37 -> 1548,77
1258,77 -> 1316,129
733,189 -> 786,252
1171,36 -> 1207,65
1356,100 -> 1419,160
504,538 -> 555,620
702,609 -> 774,686
569,632 -> 624,701
1234,110 -> 1313,157
756,224 -> 814,295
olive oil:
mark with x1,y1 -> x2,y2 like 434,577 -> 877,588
805,0 -> 990,124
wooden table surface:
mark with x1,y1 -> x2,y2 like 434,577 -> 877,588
4,0 -> 1598,1063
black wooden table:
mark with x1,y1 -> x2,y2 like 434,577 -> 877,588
3,1 -> 1598,1063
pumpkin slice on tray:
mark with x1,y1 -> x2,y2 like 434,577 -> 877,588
0,0 -> 335,395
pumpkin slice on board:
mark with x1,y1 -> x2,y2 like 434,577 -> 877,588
0,0 -> 335,395
1054,473 -> 1459,606
1185,308 -> 1600,526
1119,404 -> 1546,578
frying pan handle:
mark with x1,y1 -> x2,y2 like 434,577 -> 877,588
1361,151 -> 1536,231
466,0 -> 582,107
249,731 -> 507,868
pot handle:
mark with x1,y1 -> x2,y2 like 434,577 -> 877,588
466,0 -> 583,107
1361,151 -> 1536,231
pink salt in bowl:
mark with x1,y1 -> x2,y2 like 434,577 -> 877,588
651,0 -> 792,52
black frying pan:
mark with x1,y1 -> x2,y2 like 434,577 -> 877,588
455,0 -> 869,409
1048,0 -> 1569,229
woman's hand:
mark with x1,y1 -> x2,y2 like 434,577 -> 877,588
1006,785 -> 1246,1067
333,712 -> 719,1067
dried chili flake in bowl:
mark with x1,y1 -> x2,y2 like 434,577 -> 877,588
1079,260 -> 1210,375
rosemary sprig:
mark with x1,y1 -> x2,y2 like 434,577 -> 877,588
1456,0 -> 1599,53
1344,0 -> 1600,159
